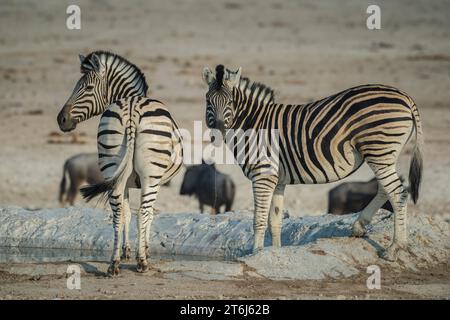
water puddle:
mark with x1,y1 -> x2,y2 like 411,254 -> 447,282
0,246 -> 229,264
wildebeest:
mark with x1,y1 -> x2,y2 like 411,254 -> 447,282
180,161 -> 235,214
59,152 -> 172,206
59,153 -> 103,206
327,177 -> 406,215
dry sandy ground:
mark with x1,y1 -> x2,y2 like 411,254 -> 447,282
0,0 -> 449,299
0,262 -> 449,300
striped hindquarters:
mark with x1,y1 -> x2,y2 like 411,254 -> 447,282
96,96 -> 182,189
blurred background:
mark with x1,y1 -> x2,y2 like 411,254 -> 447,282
0,0 -> 449,216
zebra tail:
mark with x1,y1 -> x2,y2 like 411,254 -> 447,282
81,134 -> 135,203
59,162 -> 68,203
409,103 -> 424,204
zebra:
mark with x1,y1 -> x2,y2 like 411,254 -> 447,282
80,96 -> 183,275
57,51 -> 183,274
202,65 -> 423,261
57,51 -> 148,262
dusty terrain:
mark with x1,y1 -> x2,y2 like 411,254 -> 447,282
0,0 -> 449,299
0,262 -> 448,300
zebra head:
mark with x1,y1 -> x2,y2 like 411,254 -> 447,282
202,65 -> 242,134
58,53 -> 108,132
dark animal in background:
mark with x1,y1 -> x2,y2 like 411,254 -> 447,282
59,152 -> 172,206
59,153 -> 103,206
328,177 -> 406,215
180,161 -> 235,214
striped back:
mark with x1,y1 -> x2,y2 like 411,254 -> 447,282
57,51 -> 148,132
203,66 -> 419,185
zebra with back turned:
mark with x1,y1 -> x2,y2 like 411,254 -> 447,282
81,96 -> 183,275
202,65 -> 423,261
58,51 -> 148,262
57,51 -> 183,275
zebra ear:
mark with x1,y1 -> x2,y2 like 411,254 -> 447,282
79,54 -> 93,73
89,54 -> 105,76
202,67 -> 215,86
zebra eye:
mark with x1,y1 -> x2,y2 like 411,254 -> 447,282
86,85 -> 94,91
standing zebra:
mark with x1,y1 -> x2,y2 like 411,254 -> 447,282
81,96 -> 183,275
202,65 -> 423,261
57,51 -> 183,274
58,51 -> 149,262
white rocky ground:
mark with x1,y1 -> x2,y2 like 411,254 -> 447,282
0,206 -> 448,281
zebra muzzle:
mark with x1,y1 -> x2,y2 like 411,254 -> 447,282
57,105 -> 76,132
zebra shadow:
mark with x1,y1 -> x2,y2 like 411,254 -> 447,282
79,261 -> 108,277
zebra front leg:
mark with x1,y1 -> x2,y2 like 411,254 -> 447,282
252,178 -> 276,253
108,192 -> 125,276
269,184 -> 285,247
121,193 -> 132,261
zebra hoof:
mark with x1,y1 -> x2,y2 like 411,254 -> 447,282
352,220 -> 366,237
107,260 -> 120,276
121,246 -> 131,261
251,246 -> 264,255
380,243 -> 404,262
136,259 -> 149,273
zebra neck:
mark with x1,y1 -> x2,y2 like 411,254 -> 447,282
231,87 -> 271,131
101,56 -> 148,104
107,73 -> 147,103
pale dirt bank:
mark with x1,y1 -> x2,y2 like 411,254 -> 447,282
0,207 -> 448,299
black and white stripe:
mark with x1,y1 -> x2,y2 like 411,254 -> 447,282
203,65 -> 423,260
58,52 -> 183,274
58,52 -> 150,263
57,51 -> 148,132
81,96 -> 183,275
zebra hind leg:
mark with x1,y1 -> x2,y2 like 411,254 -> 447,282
363,161 -> 409,261
121,194 -> 132,261
352,186 -> 388,237
136,178 -> 160,273
107,189 -> 126,276
379,171 -> 409,261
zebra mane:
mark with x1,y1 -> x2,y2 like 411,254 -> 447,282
81,50 -> 149,95
239,76 -> 275,103
215,64 -> 225,87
